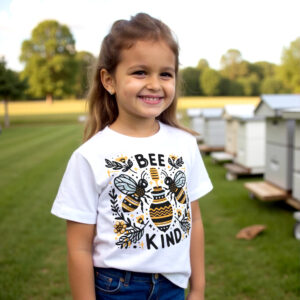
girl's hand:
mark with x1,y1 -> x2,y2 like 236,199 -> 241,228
186,289 -> 204,300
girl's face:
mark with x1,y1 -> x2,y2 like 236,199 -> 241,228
103,40 -> 176,124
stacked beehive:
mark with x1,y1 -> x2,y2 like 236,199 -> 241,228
255,94 -> 300,191
283,109 -> 300,203
186,108 -> 203,139
202,108 -> 225,147
223,104 -> 256,156
234,116 -> 266,172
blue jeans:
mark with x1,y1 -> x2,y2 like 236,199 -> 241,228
94,267 -> 185,300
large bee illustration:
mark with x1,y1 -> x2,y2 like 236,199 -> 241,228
114,172 -> 150,213
162,170 -> 187,205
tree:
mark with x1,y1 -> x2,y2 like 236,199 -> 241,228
74,51 -> 96,99
201,68 -> 222,96
278,37 -> 300,93
197,58 -> 209,70
179,67 -> 202,96
251,61 -> 276,80
223,79 -> 244,96
220,49 -> 249,80
237,74 -> 260,96
0,58 -> 27,127
20,20 -> 77,103
261,77 -> 289,94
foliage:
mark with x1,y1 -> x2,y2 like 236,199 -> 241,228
220,78 -> 244,96
251,61 -> 276,80
197,58 -> 209,70
237,73 -> 260,96
0,58 -> 27,100
74,51 -> 96,99
179,67 -> 202,96
0,58 -> 27,127
278,37 -> 300,93
261,77 -> 289,94
20,20 -> 78,101
200,68 -> 222,96
220,49 -> 249,80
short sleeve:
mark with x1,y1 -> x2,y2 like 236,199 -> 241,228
187,139 -> 213,202
51,151 -> 99,224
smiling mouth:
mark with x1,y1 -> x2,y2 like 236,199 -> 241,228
138,95 -> 164,104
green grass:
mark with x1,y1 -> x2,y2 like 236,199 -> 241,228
0,113 -> 83,127
0,117 -> 299,299
200,159 -> 299,299
0,122 -> 83,300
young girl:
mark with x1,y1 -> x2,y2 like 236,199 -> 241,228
51,13 -> 212,300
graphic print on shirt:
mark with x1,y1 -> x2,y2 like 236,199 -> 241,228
105,154 -> 191,250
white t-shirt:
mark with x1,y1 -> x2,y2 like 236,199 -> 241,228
51,122 -> 213,288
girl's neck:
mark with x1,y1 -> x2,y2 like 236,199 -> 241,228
109,118 -> 160,138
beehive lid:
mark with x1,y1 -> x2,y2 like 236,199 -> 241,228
186,108 -> 202,117
255,94 -> 300,117
233,115 -> 265,123
202,108 -> 223,119
282,108 -> 300,120
223,104 -> 255,120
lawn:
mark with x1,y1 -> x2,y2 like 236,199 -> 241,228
0,115 -> 299,299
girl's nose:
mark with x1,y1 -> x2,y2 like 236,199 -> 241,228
146,76 -> 161,91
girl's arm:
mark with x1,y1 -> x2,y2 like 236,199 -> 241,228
67,221 -> 96,300
187,201 -> 205,300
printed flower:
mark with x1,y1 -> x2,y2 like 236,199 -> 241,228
114,221 -> 127,235
169,155 -> 177,161
136,215 -> 145,224
116,156 -> 128,163
187,211 -> 191,222
177,209 -> 182,217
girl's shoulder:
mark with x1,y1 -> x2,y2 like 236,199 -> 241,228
74,128 -> 108,158
160,122 -> 196,143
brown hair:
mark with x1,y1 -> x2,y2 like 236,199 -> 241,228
83,13 -> 193,141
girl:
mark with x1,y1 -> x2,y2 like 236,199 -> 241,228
51,13 -> 212,300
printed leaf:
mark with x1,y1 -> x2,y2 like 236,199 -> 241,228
176,157 -> 184,167
105,159 -> 113,167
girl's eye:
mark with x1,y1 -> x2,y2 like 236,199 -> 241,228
161,72 -> 173,78
132,70 -> 146,76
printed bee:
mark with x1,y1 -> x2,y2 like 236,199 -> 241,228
114,172 -> 150,213
162,170 -> 187,205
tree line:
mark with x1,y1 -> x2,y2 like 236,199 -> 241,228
180,42 -> 300,96
0,20 -> 300,103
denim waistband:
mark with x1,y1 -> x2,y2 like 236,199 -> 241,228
94,267 -> 165,283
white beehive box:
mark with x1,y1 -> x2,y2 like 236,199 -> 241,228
186,108 -> 203,135
264,143 -> 293,190
255,94 -> 300,190
223,104 -> 255,155
202,108 -> 225,147
234,116 -> 266,171
266,118 -> 294,146
283,108 -> 300,201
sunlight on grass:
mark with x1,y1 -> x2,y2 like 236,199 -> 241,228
0,97 -> 260,117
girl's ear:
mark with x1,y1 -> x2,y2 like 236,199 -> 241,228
100,69 -> 115,95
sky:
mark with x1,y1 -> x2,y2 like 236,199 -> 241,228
0,0 -> 299,72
